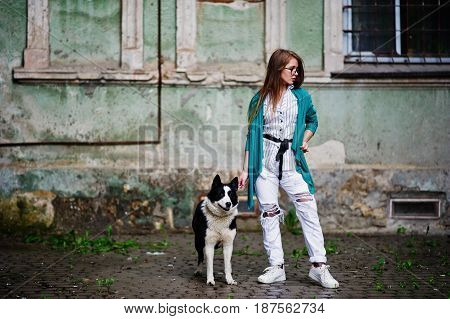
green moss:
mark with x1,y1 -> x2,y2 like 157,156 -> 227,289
24,227 -> 140,255
171,183 -> 194,227
0,192 -> 54,233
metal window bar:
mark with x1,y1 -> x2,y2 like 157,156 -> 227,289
343,0 -> 450,63
395,0 -> 402,56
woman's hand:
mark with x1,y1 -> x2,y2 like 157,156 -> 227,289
238,171 -> 248,189
301,141 -> 309,153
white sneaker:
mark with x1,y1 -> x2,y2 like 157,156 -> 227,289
309,265 -> 339,288
258,264 -> 286,284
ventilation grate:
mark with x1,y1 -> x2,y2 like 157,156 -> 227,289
390,198 -> 441,219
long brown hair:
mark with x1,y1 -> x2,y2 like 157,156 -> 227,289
248,49 -> 304,124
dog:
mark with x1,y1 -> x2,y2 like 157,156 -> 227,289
192,174 -> 239,286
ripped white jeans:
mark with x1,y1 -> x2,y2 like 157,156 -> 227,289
255,166 -> 327,266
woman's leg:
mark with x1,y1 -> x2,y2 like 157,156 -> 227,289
280,170 -> 326,263
280,170 -> 339,288
255,167 -> 284,267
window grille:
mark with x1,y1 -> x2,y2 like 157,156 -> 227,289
343,0 -> 450,63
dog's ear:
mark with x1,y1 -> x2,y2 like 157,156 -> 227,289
212,174 -> 222,188
230,177 -> 239,190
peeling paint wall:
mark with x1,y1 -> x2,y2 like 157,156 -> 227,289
2,84 -> 159,143
196,1 -> 265,64
286,0 -> 323,71
49,0 -> 121,68
0,0 -> 449,234
309,88 -> 450,166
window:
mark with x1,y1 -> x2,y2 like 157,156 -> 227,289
14,0 -> 152,82
343,0 -> 450,63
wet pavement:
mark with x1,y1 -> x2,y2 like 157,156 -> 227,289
0,231 -> 448,299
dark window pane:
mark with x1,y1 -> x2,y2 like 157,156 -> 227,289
352,0 -> 396,54
401,0 -> 450,56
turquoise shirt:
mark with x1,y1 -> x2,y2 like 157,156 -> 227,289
245,87 -> 318,210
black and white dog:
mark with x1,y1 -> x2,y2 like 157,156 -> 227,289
192,175 -> 239,286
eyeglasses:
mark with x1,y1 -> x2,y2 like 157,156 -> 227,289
284,67 -> 299,74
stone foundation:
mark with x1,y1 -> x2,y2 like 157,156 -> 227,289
0,167 -> 448,234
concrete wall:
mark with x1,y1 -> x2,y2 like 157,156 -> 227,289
0,0 -> 449,234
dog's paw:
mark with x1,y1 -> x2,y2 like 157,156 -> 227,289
226,279 -> 237,285
226,276 -> 237,285
194,270 -> 202,277
206,279 -> 215,286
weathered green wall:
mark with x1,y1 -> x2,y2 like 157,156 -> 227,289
196,1 -> 265,64
144,0 -> 176,66
287,0 -> 323,71
311,87 -> 450,165
2,84 -> 159,143
49,0 -> 121,68
0,0 -> 448,234
5,85 -> 447,167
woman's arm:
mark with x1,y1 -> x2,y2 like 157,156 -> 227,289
302,95 -> 318,152
301,130 -> 314,153
238,151 -> 249,189
303,129 -> 314,143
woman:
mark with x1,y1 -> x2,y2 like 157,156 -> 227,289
238,49 -> 339,288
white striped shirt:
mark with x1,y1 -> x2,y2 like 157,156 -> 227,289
262,86 -> 298,175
